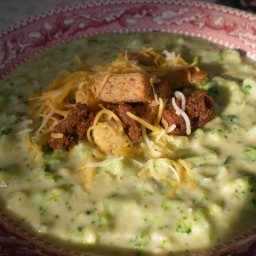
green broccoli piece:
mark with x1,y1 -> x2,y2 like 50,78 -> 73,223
176,215 -> 192,234
243,147 -> 256,162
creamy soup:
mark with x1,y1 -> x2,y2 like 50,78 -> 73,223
0,32 -> 256,256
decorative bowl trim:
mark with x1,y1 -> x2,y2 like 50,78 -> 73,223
0,0 -> 256,79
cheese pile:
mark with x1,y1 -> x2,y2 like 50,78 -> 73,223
27,48 -> 200,195
30,48 -> 199,137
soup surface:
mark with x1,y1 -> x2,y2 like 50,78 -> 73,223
1,32 -> 256,255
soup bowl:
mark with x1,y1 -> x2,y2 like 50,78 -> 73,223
0,1 -> 256,256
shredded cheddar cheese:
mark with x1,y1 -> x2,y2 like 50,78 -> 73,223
36,110 -> 54,134
154,97 -> 164,126
93,109 -> 123,131
85,157 -> 124,168
74,54 -> 88,70
45,99 -> 69,118
161,119 -> 169,133
149,77 -> 161,105
136,157 -> 197,196
24,133 -> 42,161
85,168 -> 96,187
86,125 -> 97,145
32,47 -> 201,137
94,73 -> 111,98
160,160 -> 181,182
127,112 -> 159,132
31,47 -> 204,194
31,71 -> 90,135
141,127 -> 173,158
178,159 -> 197,188
50,133 -> 64,139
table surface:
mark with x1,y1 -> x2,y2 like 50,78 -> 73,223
0,0 -> 255,32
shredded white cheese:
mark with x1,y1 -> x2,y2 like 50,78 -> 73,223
95,73 -> 111,98
172,97 -> 191,135
160,160 -> 180,182
148,159 -> 162,181
162,50 -> 176,62
149,78 -> 160,105
161,119 -> 176,135
154,97 -> 164,126
132,159 -> 144,168
86,157 -> 123,168
174,91 -> 186,111
36,110 -> 54,134
141,127 -> 162,158
167,124 -> 177,134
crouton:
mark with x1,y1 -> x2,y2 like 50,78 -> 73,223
155,79 -> 173,100
118,52 -> 157,66
190,68 -> 208,84
135,102 -> 159,124
162,69 -> 190,88
161,89 -> 214,135
94,72 -> 153,103
186,89 -> 214,127
92,121 -> 130,154
75,85 -> 99,108
48,103 -> 95,151
103,103 -> 141,142
162,108 -> 187,136
162,67 -> 208,89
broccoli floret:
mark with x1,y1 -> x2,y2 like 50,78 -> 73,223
41,151 -> 67,172
242,77 -> 256,96
176,215 -> 192,234
243,147 -> 256,162
222,115 -> 238,123
129,231 -> 151,249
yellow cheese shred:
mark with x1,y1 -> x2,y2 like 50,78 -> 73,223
45,100 -> 69,118
24,133 -> 42,161
93,109 -> 123,130
154,97 -> 164,126
85,168 -> 96,187
74,54 -> 88,71
86,125 -> 97,145
94,73 -> 111,98
178,159 -> 197,188
138,157 -> 198,197
86,108 -> 124,145
50,133 -> 64,139
77,166 -> 96,188
127,112 -> 159,132
32,48 -> 203,191
161,119 -> 169,133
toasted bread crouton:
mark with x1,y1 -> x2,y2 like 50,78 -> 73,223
161,89 -> 214,135
48,103 -> 95,151
94,72 -> 153,103
186,89 -> 214,127
118,52 -> 157,66
75,84 -> 99,108
92,121 -> 130,153
163,67 -> 208,89
190,68 -> 208,84
155,79 -> 173,100
103,103 -> 141,142
162,69 -> 190,88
